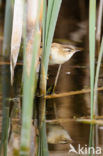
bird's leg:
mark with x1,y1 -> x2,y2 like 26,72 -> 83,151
53,64 -> 62,93
53,102 -> 57,119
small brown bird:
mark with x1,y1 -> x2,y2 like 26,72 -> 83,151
48,43 -> 80,92
39,43 -> 80,92
49,43 -> 79,65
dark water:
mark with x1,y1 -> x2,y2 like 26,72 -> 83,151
0,0 -> 103,155
0,53 -> 103,156
47,54 -> 103,155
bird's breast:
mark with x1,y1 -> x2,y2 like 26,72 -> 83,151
49,48 -> 74,65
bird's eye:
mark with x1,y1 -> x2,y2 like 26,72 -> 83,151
68,49 -> 71,52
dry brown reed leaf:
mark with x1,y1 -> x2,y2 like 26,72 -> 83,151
10,0 -> 24,84
25,0 -> 41,76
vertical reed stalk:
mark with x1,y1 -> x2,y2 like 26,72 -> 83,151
20,0 -> 41,155
38,0 -> 62,155
94,37 -> 103,115
89,124 -> 95,156
2,0 -> 13,56
96,0 -> 103,48
0,0 -> 13,155
94,0 -> 103,115
0,104 -> 9,156
89,0 -> 96,119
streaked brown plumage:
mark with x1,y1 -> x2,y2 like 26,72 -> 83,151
39,43 -> 80,92
39,43 -> 79,65
49,43 -> 79,65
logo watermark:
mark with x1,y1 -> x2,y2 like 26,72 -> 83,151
68,144 -> 102,155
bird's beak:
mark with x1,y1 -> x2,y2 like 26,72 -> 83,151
76,47 -> 84,52
75,49 -> 80,53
